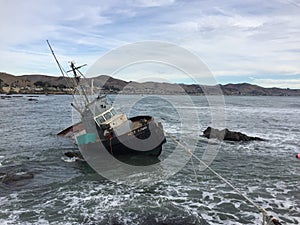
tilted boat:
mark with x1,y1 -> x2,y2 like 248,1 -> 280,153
47,42 -> 166,160
58,91 -> 166,158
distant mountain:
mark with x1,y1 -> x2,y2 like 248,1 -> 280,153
0,72 -> 69,87
1,72 -> 300,96
220,83 -> 300,96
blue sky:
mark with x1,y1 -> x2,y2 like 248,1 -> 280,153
0,0 -> 300,88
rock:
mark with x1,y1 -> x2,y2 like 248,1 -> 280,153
1,171 -> 34,184
0,96 -> 12,99
203,127 -> 265,142
64,151 -> 84,160
28,98 -> 38,102
0,164 -> 35,184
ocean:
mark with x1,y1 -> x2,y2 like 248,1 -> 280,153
0,94 -> 299,224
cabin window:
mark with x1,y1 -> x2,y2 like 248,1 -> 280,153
95,108 -> 116,125
95,116 -> 105,124
111,109 -> 116,116
103,111 -> 112,120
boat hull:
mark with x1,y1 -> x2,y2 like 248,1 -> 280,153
59,115 -> 166,162
101,117 -> 166,157
78,118 -> 166,165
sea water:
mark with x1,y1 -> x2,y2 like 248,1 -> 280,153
0,94 -> 299,224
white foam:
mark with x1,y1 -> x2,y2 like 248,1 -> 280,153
0,155 -> 4,167
61,156 -> 77,162
14,171 -> 28,176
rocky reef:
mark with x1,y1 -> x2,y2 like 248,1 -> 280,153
203,127 -> 265,141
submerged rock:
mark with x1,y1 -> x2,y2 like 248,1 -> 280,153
64,151 -> 84,161
203,127 -> 265,142
0,164 -> 35,184
1,171 -> 34,184
28,98 -> 38,102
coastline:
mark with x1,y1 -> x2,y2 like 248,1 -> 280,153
1,72 -> 300,96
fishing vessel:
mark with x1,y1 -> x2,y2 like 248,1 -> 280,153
47,42 -> 166,160
57,89 -> 166,158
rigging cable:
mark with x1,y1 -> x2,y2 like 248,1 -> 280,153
165,131 -> 282,225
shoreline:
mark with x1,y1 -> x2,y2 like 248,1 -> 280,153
1,91 -> 300,97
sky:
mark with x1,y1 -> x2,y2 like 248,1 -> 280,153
0,0 -> 300,88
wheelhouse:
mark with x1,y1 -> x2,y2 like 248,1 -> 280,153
94,107 -> 117,125
94,107 -> 128,130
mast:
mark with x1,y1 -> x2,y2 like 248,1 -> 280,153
47,40 -> 104,118
46,40 -> 77,89
67,61 -> 90,105
46,40 -> 86,114
46,40 -> 65,78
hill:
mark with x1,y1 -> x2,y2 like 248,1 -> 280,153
220,83 -> 300,96
1,72 -> 300,96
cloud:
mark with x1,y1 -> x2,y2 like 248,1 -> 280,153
171,13 -> 300,79
253,78 -> 300,89
132,0 -> 175,7
0,0 -> 299,88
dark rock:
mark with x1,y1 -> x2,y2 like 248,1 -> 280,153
1,171 -> 34,184
65,151 -> 84,160
203,127 -> 265,141
0,172 -> 6,177
0,96 -> 12,99
28,98 -> 38,101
